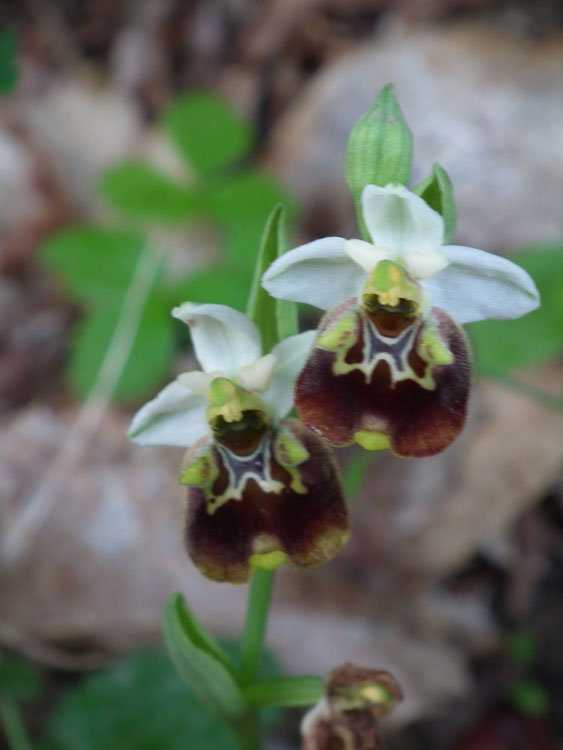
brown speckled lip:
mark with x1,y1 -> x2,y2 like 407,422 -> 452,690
295,301 -> 472,458
184,420 -> 349,584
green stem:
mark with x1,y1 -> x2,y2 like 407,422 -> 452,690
0,695 -> 31,750
236,569 -> 275,749
240,569 -> 275,685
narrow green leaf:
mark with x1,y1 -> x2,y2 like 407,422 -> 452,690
163,594 -> 247,724
414,163 -> 457,243
68,293 -> 174,401
346,84 -> 412,239
170,593 -> 234,674
164,93 -> 253,176
274,216 -> 298,341
246,205 -> 284,351
100,161 -> 199,221
242,676 -> 323,709
246,206 -> 298,351
0,30 -> 18,94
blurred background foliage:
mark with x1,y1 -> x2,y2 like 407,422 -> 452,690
2,1 -> 563,749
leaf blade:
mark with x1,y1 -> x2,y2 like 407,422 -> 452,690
162,593 -> 247,725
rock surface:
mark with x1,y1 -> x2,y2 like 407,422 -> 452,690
265,24 -> 563,252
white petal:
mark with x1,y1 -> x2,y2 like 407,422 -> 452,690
422,245 -> 540,324
362,184 -> 444,258
261,237 -> 367,310
344,239 -> 391,273
172,302 -> 262,374
128,380 -> 208,447
261,330 -> 316,419
177,370 -> 219,396
238,354 -> 277,392
403,248 -> 449,279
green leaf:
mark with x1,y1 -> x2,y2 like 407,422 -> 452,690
41,226 -> 145,304
68,294 -> 174,401
506,629 -> 538,667
508,680 -> 549,717
100,161 -> 200,221
0,653 -> 41,701
40,650 -> 236,750
164,93 -> 253,176
346,84 -> 412,239
342,449 -> 376,500
172,266 -> 251,313
0,29 -> 18,94
413,163 -> 457,243
245,205 -> 298,349
163,593 -> 247,725
242,676 -> 322,709
468,246 -> 563,375
206,171 -> 297,268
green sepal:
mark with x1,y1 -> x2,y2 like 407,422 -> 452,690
246,205 -> 298,351
414,162 -> 457,243
162,593 -> 247,724
241,676 -> 323,709
346,84 -> 413,240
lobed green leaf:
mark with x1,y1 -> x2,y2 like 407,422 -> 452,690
100,161 -> 200,221
68,294 -> 174,401
39,649 -> 236,750
164,93 -> 253,176
41,226 -> 145,304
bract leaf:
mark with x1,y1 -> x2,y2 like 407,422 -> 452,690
414,163 -> 457,243
163,593 -> 247,725
100,161 -> 200,221
247,205 -> 298,352
241,676 -> 323,709
164,93 -> 252,176
346,84 -> 412,240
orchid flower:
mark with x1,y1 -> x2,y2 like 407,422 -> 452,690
262,184 -> 540,457
129,302 -> 348,583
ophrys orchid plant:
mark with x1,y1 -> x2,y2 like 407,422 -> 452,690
127,87 -> 541,750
